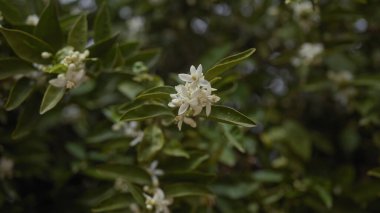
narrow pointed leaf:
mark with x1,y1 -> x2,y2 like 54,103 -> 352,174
92,194 -> 134,213
88,164 -> 151,185
0,28 -> 54,64
68,14 -> 87,51
202,105 -> 256,127
35,0 -> 63,50
120,104 -> 174,121
39,85 -> 65,114
0,0 -> 23,24
93,2 -> 111,43
5,78 -> 34,110
0,58 -> 36,80
12,101 -> 39,139
205,48 -> 256,80
164,183 -> 212,198
124,48 -> 161,67
125,181 -> 145,207
120,41 -> 140,57
368,167 -> 380,178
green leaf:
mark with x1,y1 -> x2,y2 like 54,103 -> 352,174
0,28 -> 54,64
120,41 -> 140,57
0,0 -> 23,24
125,48 -> 161,67
0,58 -> 36,80
205,48 -> 256,80
34,0 -> 63,50
39,85 -> 65,114
89,34 -> 119,58
5,78 -> 34,111
313,185 -> 333,209
125,181 -> 145,207
12,101 -> 39,139
139,86 -> 176,95
165,183 -> 212,198
92,194 -> 133,213
368,167 -> 380,178
202,105 -> 256,127
88,164 -> 151,185
162,172 -> 216,184
120,104 -> 174,121
252,170 -> 284,183
138,125 -> 165,162
93,2 -> 111,43
222,124 -> 245,153
68,14 -> 87,51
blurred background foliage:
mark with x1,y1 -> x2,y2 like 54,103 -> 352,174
1,0 -> 380,212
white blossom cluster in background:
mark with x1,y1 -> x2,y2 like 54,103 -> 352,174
25,14 -> 39,26
168,64 -> 220,130
290,1 -> 320,31
292,43 -> 324,66
327,70 -> 357,105
47,46 -> 90,89
112,121 -> 144,146
143,161 -> 172,213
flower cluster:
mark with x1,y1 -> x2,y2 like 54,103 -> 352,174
290,1 -> 320,31
48,47 -> 90,89
292,43 -> 324,66
168,64 -> 220,130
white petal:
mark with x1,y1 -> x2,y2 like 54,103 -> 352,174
206,103 -> 211,116
199,79 -> 210,87
178,74 -> 192,82
192,106 -> 203,116
178,102 -> 189,115
190,65 -> 196,74
184,117 -> 197,128
196,64 -> 203,74
177,120 -> 183,130
49,77 -> 66,88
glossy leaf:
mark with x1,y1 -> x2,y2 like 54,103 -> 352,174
201,105 -> 256,127
5,78 -> 34,111
12,101 -> 39,139
68,14 -> 87,51
39,85 -> 65,114
0,58 -> 36,80
0,28 -> 54,64
120,104 -> 174,121
34,0 -> 63,50
93,2 -> 111,43
89,34 -> 119,58
205,48 -> 256,80
164,183 -> 212,198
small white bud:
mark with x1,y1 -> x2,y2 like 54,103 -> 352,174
41,52 -> 52,59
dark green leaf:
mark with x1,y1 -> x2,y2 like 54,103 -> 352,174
201,105 -> 256,127
68,14 -> 87,51
0,58 -> 35,80
165,183 -> 212,198
0,0 -> 23,24
120,104 -> 174,121
120,41 -> 140,57
0,28 -> 54,64
39,85 -> 65,114
12,101 -> 39,139
205,48 -> 256,80
222,124 -> 245,153
34,0 -> 63,50
89,34 -> 119,58
93,2 -> 111,43
162,172 -> 216,184
92,194 -> 133,213
5,78 -> 34,111
125,48 -> 161,67
89,164 -> 151,185
125,181 -> 145,207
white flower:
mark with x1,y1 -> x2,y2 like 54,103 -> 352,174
292,1 -> 313,19
114,177 -> 129,192
327,70 -> 353,85
144,188 -> 172,213
25,14 -> 39,26
146,161 -> 164,187
0,157 -> 14,179
168,64 -> 220,130
49,68 -> 86,89
48,47 -> 90,89
298,43 -> 323,64
112,121 -> 144,146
